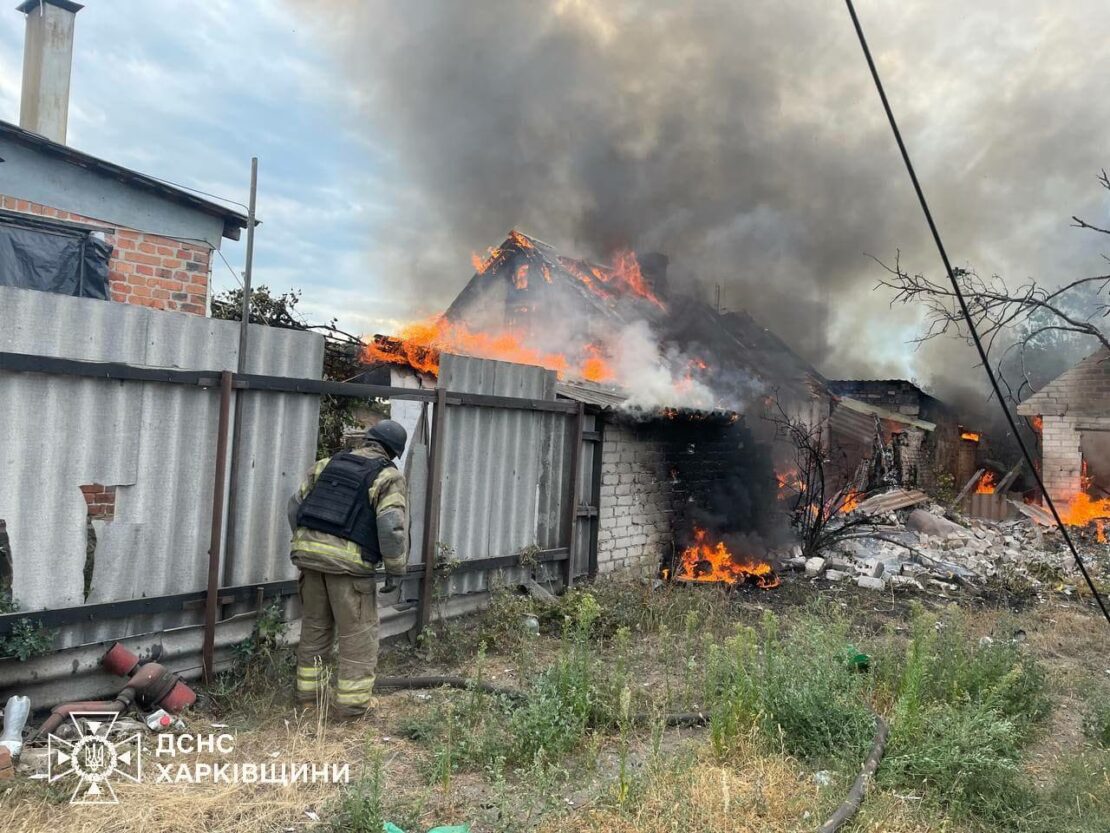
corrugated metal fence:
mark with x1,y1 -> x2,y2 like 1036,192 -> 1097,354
0,291 -> 592,703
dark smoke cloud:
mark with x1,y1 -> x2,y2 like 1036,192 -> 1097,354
299,1 -> 1110,396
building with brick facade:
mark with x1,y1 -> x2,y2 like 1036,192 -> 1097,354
0,119 -> 248,315
1017,349 -> 1110,502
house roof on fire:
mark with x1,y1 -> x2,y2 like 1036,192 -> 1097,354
1017,348 -> 1110,417
445,230 -> 827,404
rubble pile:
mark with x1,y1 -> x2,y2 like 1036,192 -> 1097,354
783,498 -> 1108,599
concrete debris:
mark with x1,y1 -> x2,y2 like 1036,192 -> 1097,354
800,502 -> 1108,600
805,556 -> 827,577
906,509 -> 971,538
888,575 -> 924,590
856,575 -> 886,591
857,558 -> 884,579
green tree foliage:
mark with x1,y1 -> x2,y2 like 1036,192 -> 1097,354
211,286 -> 376,456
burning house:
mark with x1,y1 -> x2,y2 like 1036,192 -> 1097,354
827,379 -> 982,494
363,230 -> 834,584
1017,349 -> 1110,534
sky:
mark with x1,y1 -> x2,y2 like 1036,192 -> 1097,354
0,0 -> 401,334
2,1 -> 1108,401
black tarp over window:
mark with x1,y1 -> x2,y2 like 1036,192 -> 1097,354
0,211 -> 112,300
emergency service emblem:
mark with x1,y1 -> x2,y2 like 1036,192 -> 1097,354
48,711 -> 142,804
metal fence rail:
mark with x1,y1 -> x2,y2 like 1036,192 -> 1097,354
0,347 -> 587,687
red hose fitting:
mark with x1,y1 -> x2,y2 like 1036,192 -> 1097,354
100,646 -> 197,713
102,642 -> 141,677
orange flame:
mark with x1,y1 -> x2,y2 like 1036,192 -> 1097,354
1031,416 -> 1043,433
675,527 -> 780,588
513,263 -> 529,290
961,431 -> 981,442
839,489 -> 864,513
775,468 -> 805,499
975,471 -> 998,494
1059,491 -> 1110,543
580,343 -> 615,383
362,318 -> 616,382
557,249 -> 664,309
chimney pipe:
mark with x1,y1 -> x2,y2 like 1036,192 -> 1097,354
17,0 -> 82,144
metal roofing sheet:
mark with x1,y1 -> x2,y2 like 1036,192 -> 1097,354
829,396 -> 935,445
555,379 -> 629,410
0,119 -> 250,232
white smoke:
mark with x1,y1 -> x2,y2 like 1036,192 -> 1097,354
612,321 -> 719,412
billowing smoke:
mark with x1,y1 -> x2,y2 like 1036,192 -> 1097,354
297,1 -> 1110,397
613,320 -> 724,411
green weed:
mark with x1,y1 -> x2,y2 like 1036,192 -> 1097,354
329,745 -> 385,833
703,606 -> 875,764
208,600 -> 294,711
0,602 -> 57,661
1082,690 -> 1110,749
880,606 -> 1050,824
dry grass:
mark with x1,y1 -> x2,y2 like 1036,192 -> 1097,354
3,585 -> 1107,833
0,709 -> 383,833
557,736 -> 941,833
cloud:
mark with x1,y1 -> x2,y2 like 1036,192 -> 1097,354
0,0 -> 408,331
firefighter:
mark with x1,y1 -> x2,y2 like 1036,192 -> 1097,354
287,420 -> 408,717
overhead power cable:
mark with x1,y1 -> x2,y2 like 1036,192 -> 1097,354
843,0 -> 1110,627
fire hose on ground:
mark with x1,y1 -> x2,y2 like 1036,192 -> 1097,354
817,713 -> 889,833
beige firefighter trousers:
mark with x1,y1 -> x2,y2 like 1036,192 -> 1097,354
295,569 -> 378,713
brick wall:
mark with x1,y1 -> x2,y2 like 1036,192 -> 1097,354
1041,415 -> 1083,502
0,195 -> 212,315
1017,349 -> 1110,417
596,421 -> 672,575
595,415 -> 778,576
1016,350 -> 1110,501
79,484 -> 117,521
893,428 -> 928,487
829,380 -> 926,417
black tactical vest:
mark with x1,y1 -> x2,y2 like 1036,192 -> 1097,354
296,452 -> 395,562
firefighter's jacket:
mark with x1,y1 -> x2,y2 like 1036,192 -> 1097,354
288,442 -> 408,577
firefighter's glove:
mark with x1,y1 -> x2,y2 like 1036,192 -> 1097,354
378,574 -> 402,607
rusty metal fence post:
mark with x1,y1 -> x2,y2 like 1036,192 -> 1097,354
417,386 -> 448,632
202,370 -> 234,684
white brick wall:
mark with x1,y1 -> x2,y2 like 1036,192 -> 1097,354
1042,415 -> 1082,502
596,421 -> 672,575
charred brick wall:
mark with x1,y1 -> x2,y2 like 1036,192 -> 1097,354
829,380 -> 927,418
595,415 -> 779,575
0,196 -> 212,315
